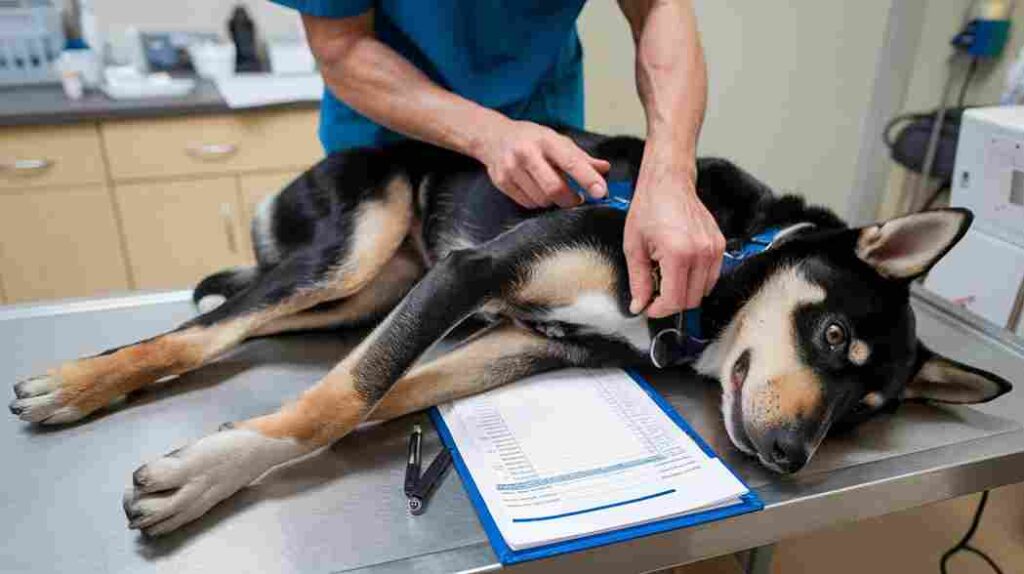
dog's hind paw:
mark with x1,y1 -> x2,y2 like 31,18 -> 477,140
9,375 -> 84,424
123,428 -> 309,536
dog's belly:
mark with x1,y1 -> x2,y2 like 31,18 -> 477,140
416,168 -> 539,265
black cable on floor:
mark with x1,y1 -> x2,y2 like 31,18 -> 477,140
939,490 -> 1003,574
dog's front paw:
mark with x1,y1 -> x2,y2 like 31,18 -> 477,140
123,427 -> 309,536
9,375 -> 84,425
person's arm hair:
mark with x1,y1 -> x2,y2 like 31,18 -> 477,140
303,11 -> 499,156
617,0 -> 707,180
616,0 -> 723,317
303,11 -> 610,209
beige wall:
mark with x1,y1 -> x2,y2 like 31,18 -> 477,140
88,0 -> 302,41
903,1 -> 1024,112
580,0 -> 894,214
579,1 -> 646,137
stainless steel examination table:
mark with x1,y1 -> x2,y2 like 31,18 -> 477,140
1,286 -> 1023,574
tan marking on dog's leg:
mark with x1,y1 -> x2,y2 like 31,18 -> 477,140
328,175 -> 414,296
239,325 -> 381,445
11,316 -> 258,424
243,320 -> 572,447
12,177 -> 415,425
242,375 -> 364,446
251,250 -> 424,337
514,247 -> 617,307
15,282 -> 372,424
369,325 -> 554,422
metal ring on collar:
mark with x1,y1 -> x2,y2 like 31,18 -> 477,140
768,222 -> 817,249
650,327 -> 683,369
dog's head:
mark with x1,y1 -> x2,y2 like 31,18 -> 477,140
696,208 -> 1013,473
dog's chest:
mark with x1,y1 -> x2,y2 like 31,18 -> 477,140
488,292 -> 652,356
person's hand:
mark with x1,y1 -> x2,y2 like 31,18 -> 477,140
624,163 -> 725,318
476,119 -> 611,208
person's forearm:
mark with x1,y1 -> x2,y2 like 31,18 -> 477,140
304,13 -> 507,158
630,0 -> 707,185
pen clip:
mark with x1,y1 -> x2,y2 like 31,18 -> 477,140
404,425 -> 422,497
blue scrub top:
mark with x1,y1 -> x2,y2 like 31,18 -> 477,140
272,0 -> 587,153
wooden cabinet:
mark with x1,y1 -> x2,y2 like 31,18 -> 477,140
0,186 -> 129,302
0,107 -> 320,303
115,177 -> 249,290
0,124 -> 107,190
101,109 -> 320,181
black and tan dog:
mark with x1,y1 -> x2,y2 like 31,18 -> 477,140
9,128 -> 1012,536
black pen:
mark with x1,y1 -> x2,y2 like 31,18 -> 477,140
404,424 -> 422,497
408,447 -> 453,515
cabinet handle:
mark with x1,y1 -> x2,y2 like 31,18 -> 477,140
185,143 -> 238,161
220,203 -> 238,254
1,158 -> 54,175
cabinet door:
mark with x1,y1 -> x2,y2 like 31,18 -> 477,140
102,109 -> 321,181
116,177 -> 248,290
0,124 -> 107,190
0,186 -> 130,302
238,171 -> 301,264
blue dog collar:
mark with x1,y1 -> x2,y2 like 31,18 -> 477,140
566,177 -> 813,368
649,223 -> 815,368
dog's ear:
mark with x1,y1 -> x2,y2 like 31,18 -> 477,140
902,344 -> 1012,404
855,208 -> 972,280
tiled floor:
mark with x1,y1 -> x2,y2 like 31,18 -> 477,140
668,481 -> 1024,574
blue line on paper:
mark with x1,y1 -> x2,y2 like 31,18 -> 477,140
512,489 -> 676,523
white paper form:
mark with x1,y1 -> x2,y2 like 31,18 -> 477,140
437,369 -> 750,550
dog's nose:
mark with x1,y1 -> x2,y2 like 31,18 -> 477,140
766,432 -> 809,473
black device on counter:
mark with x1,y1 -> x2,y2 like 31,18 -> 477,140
141,31 -> 218,73
229,5 -> 263,72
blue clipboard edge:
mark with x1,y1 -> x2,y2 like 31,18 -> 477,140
427,368 -> 764,565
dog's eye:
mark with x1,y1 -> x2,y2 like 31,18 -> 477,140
824,322 -> 847,348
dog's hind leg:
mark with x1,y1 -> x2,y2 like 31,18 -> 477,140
10,174 -> 415,425
368,323 -> 596,422
248,246 -> 424,336
122,208 -> 642,536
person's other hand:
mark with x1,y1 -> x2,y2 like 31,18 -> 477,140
477,119 -> 611,208
624,164 -> 725,318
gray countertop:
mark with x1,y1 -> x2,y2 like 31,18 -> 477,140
0,286 -> 1022,573
0,80 -> 319,127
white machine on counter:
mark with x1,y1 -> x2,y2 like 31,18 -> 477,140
926,106 -> 1024,336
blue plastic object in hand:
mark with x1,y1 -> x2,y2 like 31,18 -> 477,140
567,178 -> 634,211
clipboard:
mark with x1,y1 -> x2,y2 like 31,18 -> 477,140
428,369 -> 763,565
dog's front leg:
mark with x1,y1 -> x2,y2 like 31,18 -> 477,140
123,247 -> 510,536
370,322 -> 596,422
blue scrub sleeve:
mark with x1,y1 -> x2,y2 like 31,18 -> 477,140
270,0 -> 372,18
